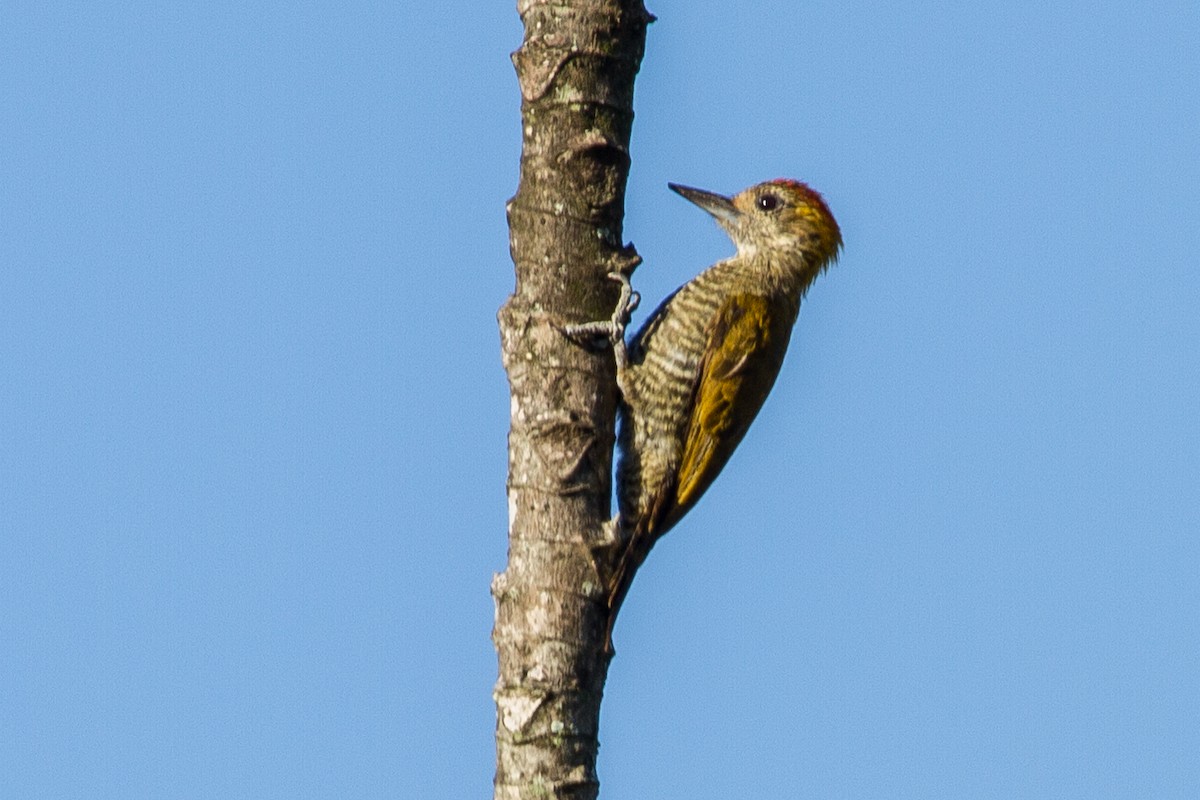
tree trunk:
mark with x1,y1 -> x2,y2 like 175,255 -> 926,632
493,1 -> 651,798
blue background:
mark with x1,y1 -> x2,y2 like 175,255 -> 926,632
4,2 -> 1198,798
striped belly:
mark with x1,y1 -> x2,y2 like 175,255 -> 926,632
616,267 -> 735,528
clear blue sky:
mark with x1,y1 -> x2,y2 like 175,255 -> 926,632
3,2 -> 1198,798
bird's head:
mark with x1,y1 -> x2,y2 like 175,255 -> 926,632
669,179 -> 842,264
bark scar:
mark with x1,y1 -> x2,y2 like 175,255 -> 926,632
497,691 -> 546,734
512,45 -> 571,103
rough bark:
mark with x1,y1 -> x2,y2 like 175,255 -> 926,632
493,1 -> 651,798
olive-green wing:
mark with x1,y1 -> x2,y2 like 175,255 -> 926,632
658,293 -> 791,533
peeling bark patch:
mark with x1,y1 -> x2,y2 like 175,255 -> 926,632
499,693 -> 545,733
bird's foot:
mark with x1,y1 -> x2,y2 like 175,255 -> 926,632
591,514 -> 626,550
564,272 -> 639,378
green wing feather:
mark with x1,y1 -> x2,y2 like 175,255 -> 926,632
658,293 -> 791,533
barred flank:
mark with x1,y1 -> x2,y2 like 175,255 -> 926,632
616,256 -> 804,533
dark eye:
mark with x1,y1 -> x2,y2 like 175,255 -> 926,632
756,193 -> 780,211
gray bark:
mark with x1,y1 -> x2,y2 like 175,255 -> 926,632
493,1 -> 651,798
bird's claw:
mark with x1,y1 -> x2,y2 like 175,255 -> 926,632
565,272 -> 638,342
589,514 -> 626,552
564,272 -> 637,381
607,270 -> 640,332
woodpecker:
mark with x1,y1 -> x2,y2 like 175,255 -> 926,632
598,179 -> 842,648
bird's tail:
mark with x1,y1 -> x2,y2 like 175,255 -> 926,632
603,519 -> 657,654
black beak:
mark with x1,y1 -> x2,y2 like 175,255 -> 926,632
668,183 -> 740,223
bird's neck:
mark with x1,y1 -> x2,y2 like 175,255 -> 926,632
731,246 -> 828,298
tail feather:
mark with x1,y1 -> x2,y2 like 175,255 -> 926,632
603,519 -> 657,653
